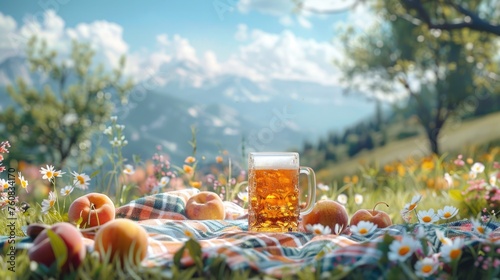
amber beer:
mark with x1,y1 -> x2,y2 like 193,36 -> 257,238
248,152 -> 316,232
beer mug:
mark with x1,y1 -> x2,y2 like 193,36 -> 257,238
248,152 -> 316,232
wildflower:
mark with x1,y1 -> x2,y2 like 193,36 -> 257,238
41,191 -> 57,214
333,223 -> 344,235
350,221 -> 377,237
185,156 -> 196,164
415,257 -> 439,278
17,172 -> 29,192
435,229 -> 452,245
71,171 -> 90,190
60,185 -> 74,197
237,191 -> 248,203
183,165 -> 194,174
402,195 -> 422,213
110,116 -> 118,122
418,209 -> 439,224
158,176 -> 170,187
490,174 -> 497,187
388,235 -> 420,262
454,155 -> 465,166
440,237 -> 464,263
183,227 -> 196,239
215,156 -> 223,163
123,164 -> 135,175
438,206 -> 458,220
0,179 -> 10,190
103,126 -> 112,135
190,181 -> 202,188
317,183 -> 329,191
444,173 -> 453,187
40,165 -> 57,181
471,162 -> 485,174
110,137 -> 122,147
471,218 -> 492,235
337,194 -> 348,205
306,224 -> 332,235
354,194 -> 363,205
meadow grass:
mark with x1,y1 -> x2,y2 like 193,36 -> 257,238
1,123 -> 500,279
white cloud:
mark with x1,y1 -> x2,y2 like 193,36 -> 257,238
0,9 -> 342,89
237,0 -> 295,16
0,12 -> 19,61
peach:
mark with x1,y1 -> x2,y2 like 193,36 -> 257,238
28,222 -> 86,272
68,192 -> 115,228
94,219 -> 148,266
301,199 -> 349,234
185,191 -> 225,220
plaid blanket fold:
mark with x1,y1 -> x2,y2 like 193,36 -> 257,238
4,189 -> 500,278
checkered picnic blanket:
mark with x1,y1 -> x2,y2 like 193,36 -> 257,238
8,189 -> 500,278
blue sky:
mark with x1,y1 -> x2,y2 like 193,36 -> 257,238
0,0 -> 350,60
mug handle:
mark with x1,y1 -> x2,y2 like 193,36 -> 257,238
299,166 -> 316,215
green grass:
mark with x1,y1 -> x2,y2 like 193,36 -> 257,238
316,111 -> 500,182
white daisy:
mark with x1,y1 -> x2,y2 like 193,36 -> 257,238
40,165 -> 56,181
354,194 -> 363,205
237,192 -> 248,203
402,195 -> 422,214
471,162 -> 485,174
71,171 -> 91,190
317,183 -> 329,191
388,235 -> 420,262
17,172 -> 29,192
417,209 -> 439,224
414,257 -> 439,277
471,218 -> 492,236
350,221 -> 378,237
0,179 -> 10,190
158,176 -> 170,187
41,191 -> 57,214
435,229 -> 452,245
123,164 -> 135,175
438,206 -> 458,220
440,237 -> 464,263
337,194 -> 348,205
306,224 -> 332,235
60,185 -> 74,197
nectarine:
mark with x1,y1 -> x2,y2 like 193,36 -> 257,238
68,192 -> 115,228
301,199 -> 349,234
94,219 -> 149,266
28,222 -> 86,272
185,191 -> 225,220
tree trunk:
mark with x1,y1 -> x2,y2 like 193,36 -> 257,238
426,127 -> 440,155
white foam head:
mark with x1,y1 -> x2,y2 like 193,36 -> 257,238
249,152 -> 299,169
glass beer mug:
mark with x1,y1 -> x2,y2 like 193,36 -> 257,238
248,152 -> 316,232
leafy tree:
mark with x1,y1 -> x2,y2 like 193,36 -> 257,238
0,37 -> 134,169
334,0 -> 499,154
298,0 -> 500,36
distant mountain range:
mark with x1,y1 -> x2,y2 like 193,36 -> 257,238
0,56 -> 375,164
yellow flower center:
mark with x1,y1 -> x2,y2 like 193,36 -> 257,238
423,216 -> 432,223
408,203 -> 416,211
444,212 -> 451,218
49,200 -> 55,207
21,180 -> 27,188
77,175 -> 85,185
2,183 -> 8,189
314,229 -> 322,234
477,226 -> 485,234
450,248 -> 461,259
359,228 -> 368,235
398,246 -> 410,256
421,264 -> 433,273
46,171 -> 53,178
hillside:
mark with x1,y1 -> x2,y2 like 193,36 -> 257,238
315,111 -> 500,183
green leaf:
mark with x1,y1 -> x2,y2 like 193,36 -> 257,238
90,169 -> 100,178
46,229 -> 68,270
449,189 -> 463,201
